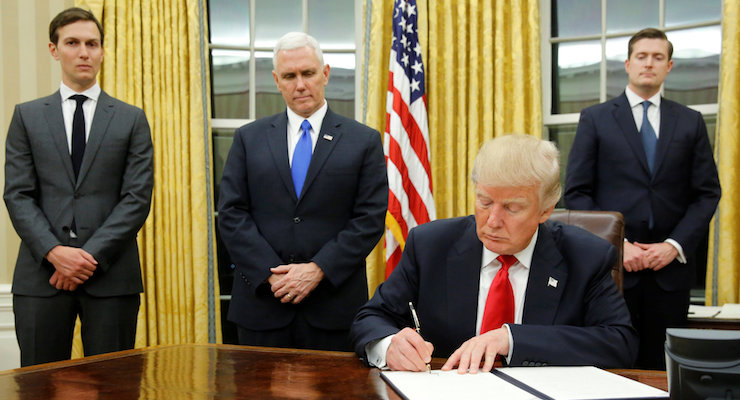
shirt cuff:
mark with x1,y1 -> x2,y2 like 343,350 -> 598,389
503,324 -> 514,364
365,335 -> 394,369
665,239 -> 687,264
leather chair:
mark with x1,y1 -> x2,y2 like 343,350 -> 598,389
548,209 -> 625,292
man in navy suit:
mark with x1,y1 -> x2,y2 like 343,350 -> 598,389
564,28 -> 721,369
218,32 -> 387,351
350,134 -> 637,372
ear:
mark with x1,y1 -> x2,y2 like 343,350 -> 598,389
624,58 -> 630,74
538,204 -> 555,224
272,70 -> 279,87
322,64 -> 331,85
49,42 -> 60,60
666,59 -> 674,73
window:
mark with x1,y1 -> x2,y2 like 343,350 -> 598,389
541,0 -> 722,296
207,0 -> 360,342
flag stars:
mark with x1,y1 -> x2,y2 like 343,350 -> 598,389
406,4 -> 416,16
400,34 -> 409,49
411,60 -> 423,75
410,78 -> 420,92
398,16 -> 406,31
401,53 -> 410,67
406,22 -> 414,34
414,42 -> 422,57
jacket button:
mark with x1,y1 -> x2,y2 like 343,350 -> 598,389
289,255 -> 296,262
522,361 -> 530,366
293,217 -> 301,223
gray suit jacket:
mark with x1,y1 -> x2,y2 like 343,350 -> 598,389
4,90 -> 154,297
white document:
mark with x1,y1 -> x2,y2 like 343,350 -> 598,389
381,367 -> 668,400
715,303 -> 740,319
688,304 -> 722,318
380,369 -> 539,400
498,366 -> 669,400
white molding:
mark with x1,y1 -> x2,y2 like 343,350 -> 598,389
0,284 -> 19,370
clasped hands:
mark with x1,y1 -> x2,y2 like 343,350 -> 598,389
623,241 -> 678,272
46,245 -> 98,291
269,261 -> 324,304
386,327 -> 510,374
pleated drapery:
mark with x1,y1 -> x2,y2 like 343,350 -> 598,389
706,0 -> 740,305
71,0 -> 221,355
362,0 -> 542,293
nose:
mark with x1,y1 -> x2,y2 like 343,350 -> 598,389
79,45 -> 89,58
295,75 -> 306,90
486,205 -> 504,227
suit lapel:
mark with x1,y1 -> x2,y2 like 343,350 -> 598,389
612,93 -> 651,175
521,224 -> 568,325
446,218 -> 484,335
76,91 -> 115,187
265,113 -> 297,201
298,109 -> 342,202
653,99 -> 677,176
43,92 -> 76,185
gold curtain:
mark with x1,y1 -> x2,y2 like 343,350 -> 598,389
706,0 -> 740,305
362,0 -> 541,292
71,0 -> 221,355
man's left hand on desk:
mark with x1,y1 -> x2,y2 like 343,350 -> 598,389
441,327 -> 509,374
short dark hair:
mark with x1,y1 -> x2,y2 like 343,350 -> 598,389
628,28 -> 673,59
49,7 -> 104,46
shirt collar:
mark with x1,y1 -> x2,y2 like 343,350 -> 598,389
286,101 -> 328,135
625,86 -> 661,109
481,227 -> 539,270
59,82 -> 101,102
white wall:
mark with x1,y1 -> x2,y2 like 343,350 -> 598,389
0,284 -> 19,370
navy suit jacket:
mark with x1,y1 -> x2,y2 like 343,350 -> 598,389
218,108 -> 388,331
350,216 -> 638,369
564,93 -> 720,291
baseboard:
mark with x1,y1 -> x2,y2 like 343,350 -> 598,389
0,284 -> 20,370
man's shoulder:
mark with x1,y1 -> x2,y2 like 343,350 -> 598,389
411,215 -> 474,239
662,97 -> 702,117
323,110 -> 380,138
99,92 -> 145,114
235,112 -> 284,135
580,94 -> 625,115
16,93 -> 59,109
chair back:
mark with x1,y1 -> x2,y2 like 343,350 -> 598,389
548,209 -> 625,292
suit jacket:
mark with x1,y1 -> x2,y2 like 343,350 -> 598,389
349,216 -> 638,369
218,108 -> 388,331
564,92 -> 721,291
4,90 -> 154,297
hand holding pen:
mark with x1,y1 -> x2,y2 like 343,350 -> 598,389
408,301 -> 432,374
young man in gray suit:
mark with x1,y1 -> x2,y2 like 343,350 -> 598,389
4,7 -> 153,366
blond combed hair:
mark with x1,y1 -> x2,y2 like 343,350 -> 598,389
471,134 -> 561,210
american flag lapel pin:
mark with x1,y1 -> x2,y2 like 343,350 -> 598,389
323,134 -> 333,141
547,277 -> 558,288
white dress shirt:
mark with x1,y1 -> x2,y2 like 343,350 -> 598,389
60,82 -> 101,154
624,86 -> 686,263
286,102 -> 327,165
366,229 -> 539,368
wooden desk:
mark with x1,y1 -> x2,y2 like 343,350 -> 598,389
0,344 -> 667,399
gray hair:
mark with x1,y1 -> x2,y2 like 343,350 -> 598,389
273,32 -> 324,70
471,134 -> 561,210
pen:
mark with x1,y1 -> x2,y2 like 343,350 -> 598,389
408,301 -> 431,374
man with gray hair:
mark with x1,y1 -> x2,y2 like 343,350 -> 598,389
218,32 -> 387,350
350,134 -> 637,372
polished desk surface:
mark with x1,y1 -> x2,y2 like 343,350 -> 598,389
0,344 -> 668,399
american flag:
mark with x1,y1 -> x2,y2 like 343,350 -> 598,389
384,0 -> 435,277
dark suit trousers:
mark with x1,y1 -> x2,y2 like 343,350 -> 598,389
14,290 -> 140,367
236,312 -> 351,352
624,269 -> 689,370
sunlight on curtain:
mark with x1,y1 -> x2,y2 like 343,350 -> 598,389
362,0 -> 541,292
706,0 -> 740,305
71,0 -> 221,357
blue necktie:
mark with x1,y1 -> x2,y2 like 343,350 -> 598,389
640,101 -> 657,173
291,120 -> 313,197
640,101 -> 657,229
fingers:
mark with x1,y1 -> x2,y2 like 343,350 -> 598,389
442,330 -> 508,374
387,328 -> 433,371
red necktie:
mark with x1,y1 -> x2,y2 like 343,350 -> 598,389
480,255 -> 517,333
